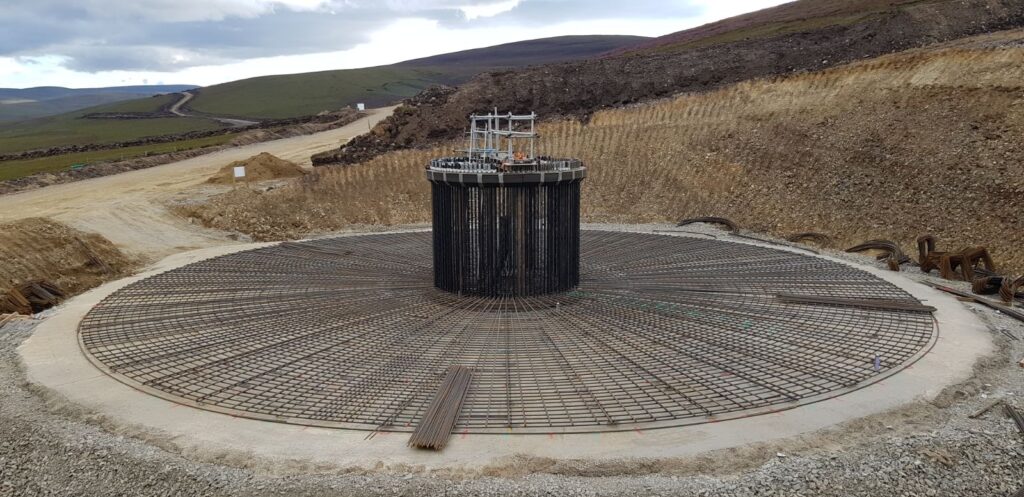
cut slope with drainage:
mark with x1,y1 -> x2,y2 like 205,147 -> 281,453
78,231 -> 936,433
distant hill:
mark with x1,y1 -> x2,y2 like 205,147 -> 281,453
397,35 -> 650,68
318,0 -> 1024,165
605,0 -> 932,56
186,35 -> 648,120
0,85 -> 198,122
0,35 -> 645,155
0,85 -> 199,101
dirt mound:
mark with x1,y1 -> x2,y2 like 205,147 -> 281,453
0,218 -> 136,301
186,31 -> 1024,274
178,147 -> 437,241
314,0 -> 1024,166
207,153 -> 306,184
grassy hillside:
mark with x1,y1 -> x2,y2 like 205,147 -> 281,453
181,31 -> 1024,274
187,35 -> 647,120
0,85 -> 197,122
188,66 -> 453,120
0,95 -> 221,154
85,93 -> 178,114
320,0 -> 1024,165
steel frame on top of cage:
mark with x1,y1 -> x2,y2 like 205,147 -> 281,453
466,109 -> 537,166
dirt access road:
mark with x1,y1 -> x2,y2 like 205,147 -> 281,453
167,91 -> 194,117
0,106 -> 396,261
170,91 -> 258,127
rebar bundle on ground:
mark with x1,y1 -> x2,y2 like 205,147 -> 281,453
409,366 -> 473,450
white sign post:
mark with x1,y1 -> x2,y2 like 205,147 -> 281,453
356,103 -> 365,111
233,166 -> 246,186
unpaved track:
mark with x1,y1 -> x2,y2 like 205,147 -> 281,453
0,106 -> 395,261
167,92 -> 194,117
172,91 -> 259,127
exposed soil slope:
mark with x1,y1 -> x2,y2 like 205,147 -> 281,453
185,30 -> 1024,273
0,218 -> 135,297
315,0 -> 1024,166
607,0 -> 948,55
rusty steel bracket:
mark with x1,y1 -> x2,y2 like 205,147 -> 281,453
917,234 -> 996,281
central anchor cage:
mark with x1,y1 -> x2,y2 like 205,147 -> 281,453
427,111 -> 586,297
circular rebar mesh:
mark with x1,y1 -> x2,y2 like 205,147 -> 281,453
79,231 -> 936,433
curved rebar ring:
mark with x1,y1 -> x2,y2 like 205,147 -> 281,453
676,217 -> 738,233
787,232 -> 832,247
846,240 -> 906,272
973,276 -> 1002,296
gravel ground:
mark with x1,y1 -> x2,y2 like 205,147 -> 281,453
1,226 -> 1023,496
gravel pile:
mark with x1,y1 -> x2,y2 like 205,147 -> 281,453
1,231 -> 1023,496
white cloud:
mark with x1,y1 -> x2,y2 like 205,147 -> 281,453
461,0 -> 519,20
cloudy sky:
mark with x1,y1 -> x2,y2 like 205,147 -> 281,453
0,0 -> 790,89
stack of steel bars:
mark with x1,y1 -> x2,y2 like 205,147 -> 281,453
409,366 -> 473,450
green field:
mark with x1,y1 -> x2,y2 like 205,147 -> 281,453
0,133 -> 236,181
89,93 -> 178,113
0,94 -> 223,154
